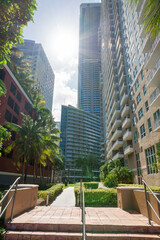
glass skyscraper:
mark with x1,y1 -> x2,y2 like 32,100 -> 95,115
78,3 -> 101,117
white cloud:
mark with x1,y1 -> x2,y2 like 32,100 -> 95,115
52,71 -> 77,121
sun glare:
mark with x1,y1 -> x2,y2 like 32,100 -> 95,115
51,30 -> 78,61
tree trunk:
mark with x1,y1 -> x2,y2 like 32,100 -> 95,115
22,159 -> 25,184
24,163 -> 28,184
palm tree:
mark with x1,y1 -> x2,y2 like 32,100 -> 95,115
5,114 -> 46,183
129,0 -> 160,38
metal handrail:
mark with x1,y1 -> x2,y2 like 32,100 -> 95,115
143,180 -> 160,225
0,177 -> 21,222
82,189 -> 86,240
80,181 -> 86,240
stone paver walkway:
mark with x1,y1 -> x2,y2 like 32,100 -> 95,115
98,182 -> 108,189
51,187 -> 75,207
11,207 -> 159,226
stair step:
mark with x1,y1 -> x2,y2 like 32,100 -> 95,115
4,231 -> 160,240
6,222 -> 160,234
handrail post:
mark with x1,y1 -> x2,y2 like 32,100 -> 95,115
82,189 -> 86,240
144,182 -> 151,225
10,180 -> 18,222
80,180 -> 82,209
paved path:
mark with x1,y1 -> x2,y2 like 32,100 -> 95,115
51,187 -> 75,207
98,182 -> 108,189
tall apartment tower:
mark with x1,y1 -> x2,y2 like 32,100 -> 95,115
101,0 -> 160,186
17,40 -> 55,112
78,3 -> 101,117
101,0 -> 130,162
122,1 -> 160,186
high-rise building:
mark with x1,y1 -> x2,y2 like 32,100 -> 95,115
60,105 -> 101,181
17,40 -> 55,112
101,0 -> 160,186
78,3 -> 101,117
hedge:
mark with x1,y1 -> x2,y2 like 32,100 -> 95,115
84,182 -> 98,189
118,184 -> 160,192
74,186 -> 117,207
38,184 -> 64,203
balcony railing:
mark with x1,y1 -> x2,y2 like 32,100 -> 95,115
122,117 -> 131,129
123,129 -> 132,141
154,118 -> 160,132
147,58 -> 160,86
144,32 -> 160,67
150,87 -> 160,106
124,145 -> 134,155
121,104 -> 129,118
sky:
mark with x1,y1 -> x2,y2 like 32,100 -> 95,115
23,0 -> 101,121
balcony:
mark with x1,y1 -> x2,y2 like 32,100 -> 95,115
150,86 -> 160,107
145,32 -> 160,69
112,152 -> 124,161
118,62 -> 125,76
154,118 -> 160,132
122,117 -> 131,129
124,145 -> 134,156
135,0 -> 144,12
123,129 -> 132,141
147,58 -> 160,87
119,72 -> 126,86
117,54 -> 124,68
110,109 -> 121,125
121,105 -> 130,119
110,119 -> 122,133
110,129 -> 122,142
121,93 -> 128,107
120,82 -> 127,96
112,139 -> 123,151
109,100 -> 120,118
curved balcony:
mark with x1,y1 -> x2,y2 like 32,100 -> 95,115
123,129 -> 132,141
121,105 -> 130,119
112,152 -> 124,161
122,117 -> 131,129
124,145 -> 134,156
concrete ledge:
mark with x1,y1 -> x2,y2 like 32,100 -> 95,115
117,187 -> 160,225
2,184 -> 38,222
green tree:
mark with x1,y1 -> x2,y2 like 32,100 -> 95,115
0,0 -> 37,67
129,0 -> 160,38
0,80 -> 10,156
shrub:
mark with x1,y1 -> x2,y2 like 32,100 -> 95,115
104,173 -> 118,188
84,182 -> 98,189
38,184 -> 64,203
74,187 -> 117,207
111,167 -> 133,184
38,183 -> 54,190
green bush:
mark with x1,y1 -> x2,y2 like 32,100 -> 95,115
74,186 -> 117,207
104,173 -> 118,188
84,182 -> 98,189
111,167 -> 133,184
38,183 -> 54,190
38,184 -> 64,203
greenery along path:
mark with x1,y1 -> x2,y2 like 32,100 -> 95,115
51,187 -> 75,207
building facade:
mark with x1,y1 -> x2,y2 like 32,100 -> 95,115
17,40 -> 55,112
78,3 -> 101,117
60,105 -> 101,182
101,0 -> 160,186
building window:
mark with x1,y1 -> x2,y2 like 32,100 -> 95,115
145,146 -> 157,174
131,103 -> 135,113
137,44 -> 140,53
139,57 -> 142,66
137,93 -> 141,105
136,153 -> 142,184
135,32 -> 138,41
143,85 -> 146,95
134,131 -> 138,144
140,124 -> 146,138
0,69 -> 5,81
133,116 -> 137,127
153,109 -> 160,122
138,108 -> 143,120
10,82 -> 16,96
16,91 -> 22,102
14,103 -> 20,115
135,79 -> 139,92
12,116 -> 18,124
145,101 -> 149,112
7,96 -> 14,109
141,70 -> 144,80
147,118 -> 152,132
5,110 -> 12,122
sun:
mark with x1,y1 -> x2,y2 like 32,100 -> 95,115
51,30 -> 78,61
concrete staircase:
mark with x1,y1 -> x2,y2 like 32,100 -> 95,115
3,207 -> 160,239
5,221 -> 160,239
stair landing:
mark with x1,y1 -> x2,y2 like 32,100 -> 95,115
5,207 -> 160,239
